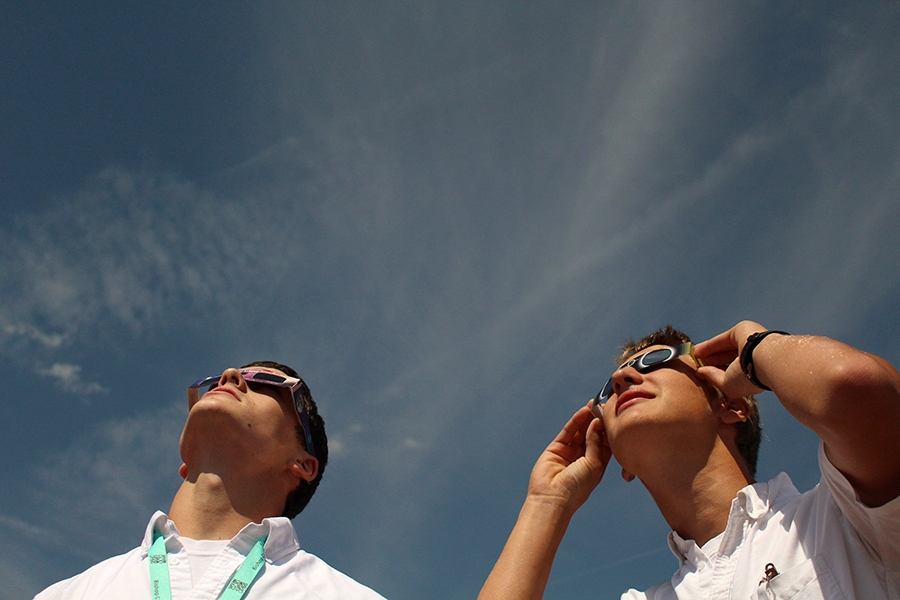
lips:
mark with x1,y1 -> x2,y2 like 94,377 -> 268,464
207,386 -> 240,401
615,388 -> 652,415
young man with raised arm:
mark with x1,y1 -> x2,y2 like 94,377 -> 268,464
478,321 -> 900,599
36,362 -> 387,600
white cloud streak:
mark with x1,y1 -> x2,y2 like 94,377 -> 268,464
36,362 -> 109,395
0,318 -> 68,349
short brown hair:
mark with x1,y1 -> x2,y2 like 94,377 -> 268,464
616,325 -> 762,477
241,361 -> 329,519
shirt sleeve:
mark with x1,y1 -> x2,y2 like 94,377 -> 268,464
819,442 -> 900,573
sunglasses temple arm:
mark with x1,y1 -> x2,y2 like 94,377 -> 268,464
689,344 -> 705,367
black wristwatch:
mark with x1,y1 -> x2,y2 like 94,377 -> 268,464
739,330 -> 789,391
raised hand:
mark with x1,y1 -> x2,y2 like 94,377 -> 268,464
694,320 -> 769,398
526,405 -> 611,513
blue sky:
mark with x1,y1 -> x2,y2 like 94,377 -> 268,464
3,2 -> 900,599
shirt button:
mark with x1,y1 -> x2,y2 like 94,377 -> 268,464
168,557 -> 180,565
697,562 -> 706,571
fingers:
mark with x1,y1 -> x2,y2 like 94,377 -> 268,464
695,365 -> 727,389
696,362 -> 762,398
695,320 -> 766,365
695,321 -> 773,398
545,404 -> 611,468
528,405 -> 608,506
694,329 -> 734,357
552,405 -> 596,447
694,328 -> 741,364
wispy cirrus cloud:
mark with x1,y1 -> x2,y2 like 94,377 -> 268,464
0,318 -> 68,350
37,363 -> 109,395
0,165 -> 323,366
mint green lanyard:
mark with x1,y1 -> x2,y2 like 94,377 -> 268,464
149,529 -> 267,600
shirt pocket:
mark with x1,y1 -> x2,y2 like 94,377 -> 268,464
754,555 -> 846,600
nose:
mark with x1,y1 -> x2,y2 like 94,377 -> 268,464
610,365 -> 643,398
218,368 -> 248,392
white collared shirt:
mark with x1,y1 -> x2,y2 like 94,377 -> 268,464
623,444 -> 900,599
35,512 -> 388,600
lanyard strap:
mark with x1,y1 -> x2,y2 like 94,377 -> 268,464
218,535 -> 267,600
149,529 -> 267,600
148,531 -> 172,600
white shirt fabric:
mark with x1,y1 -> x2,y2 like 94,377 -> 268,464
623,444 -> 900,600
34,511 -> 388,600
179,538 -> 229,587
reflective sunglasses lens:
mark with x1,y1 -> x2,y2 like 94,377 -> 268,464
243,371 -> 288,385
636,348 -> 674,370
599,346 -> 677,402
190,375 -> 220,389
598,378 -> 614,403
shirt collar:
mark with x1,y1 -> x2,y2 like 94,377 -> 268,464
736,472 -> 799,521
139,511 -> 300,563
666,472 -> 800,566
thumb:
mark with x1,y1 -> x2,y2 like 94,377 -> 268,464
695,365 -> 725,388
697,363 -> 759,398
585,418 -> 612,473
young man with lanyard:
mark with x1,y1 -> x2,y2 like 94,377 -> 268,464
478,321 -> 900,599
36,362 -> 388,600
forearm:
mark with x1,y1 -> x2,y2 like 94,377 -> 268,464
478,405 -> 609,600
751,332 -> 900,503
477,498 -> 575,600
746,333 -> 899,436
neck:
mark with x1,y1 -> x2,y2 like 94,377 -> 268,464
168,469 -> 286,541
638,439 -> 754,547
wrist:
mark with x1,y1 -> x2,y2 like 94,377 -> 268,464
523,492 -> 580,521
516,495 -> 577,546
740,330 -> 789,390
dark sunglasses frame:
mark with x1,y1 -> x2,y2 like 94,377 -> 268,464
188,369 -> 316,459
594,342 -> 703,407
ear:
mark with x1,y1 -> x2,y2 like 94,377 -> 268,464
291,455 -> 319,483
179,463 -> 188,479
720,396 -> 750,425
621,467 -> 636,483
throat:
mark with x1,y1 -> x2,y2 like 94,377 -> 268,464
643,457 -> 752,547
168,474 -> 258,541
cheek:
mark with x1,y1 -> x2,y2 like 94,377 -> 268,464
603,411 -> 637,447
268,404 -> 302,439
